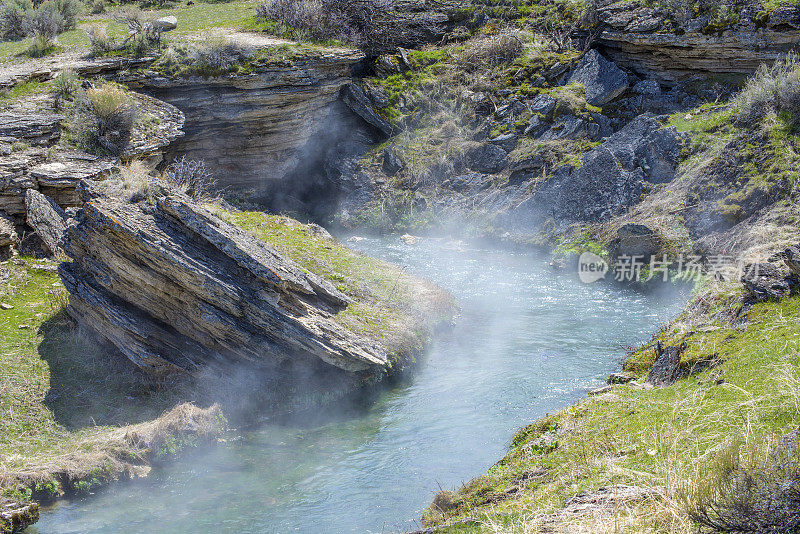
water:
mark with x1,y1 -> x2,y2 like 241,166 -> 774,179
30,236 -> 687,534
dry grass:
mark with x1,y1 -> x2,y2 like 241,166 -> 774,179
456,31 -> 525,71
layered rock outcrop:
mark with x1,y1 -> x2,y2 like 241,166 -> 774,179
59,186 -> 441,380
594,0 -> 800,83
122,49 -> 371,202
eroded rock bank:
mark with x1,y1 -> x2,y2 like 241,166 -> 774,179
59,182 -> 455,393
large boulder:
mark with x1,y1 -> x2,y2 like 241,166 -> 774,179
610,224 -> 661,261
466,144 -> 508,174
647,342 -> 684,387
59,187 -> 452,382
565,49 -> 629,106
25,189 -> 67,257
741,246 -> 800,303
152,15 -> 178,32
0,211 -> 17,259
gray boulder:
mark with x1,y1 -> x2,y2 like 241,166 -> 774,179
466,144 -> 508,174
610,224 -> 661,261
25,189 -> 67,257
0,211 -> 17,258
537,116 -> 601,142
566,49 -> 629,106
382,146 -> 405,176
647,342 -> 685,387
529,94 -> 556,116
152,15 -> 178,32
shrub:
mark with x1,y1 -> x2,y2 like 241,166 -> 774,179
681,437 -> 800,533
23,4 -> 62,39
85,24 -> 115,55
0,0 -> 32,40
456,32 -> 524,71
736,53 -> 800,126
84,84 -> 137,155
53,68 -> 79,99
189,38 -> 246,73
255,0 -> 441,54
162,156 -> 216,200
23,32 -> 56,56
89,0 -> 104,14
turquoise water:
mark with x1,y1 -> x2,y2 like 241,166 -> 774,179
30,236 -> 687,533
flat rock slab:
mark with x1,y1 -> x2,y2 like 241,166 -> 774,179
25,189 -> 67,257
647,342 -> 684,386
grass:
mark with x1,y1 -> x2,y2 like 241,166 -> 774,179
425,290 -> 800,533
0,258 -> 224,508
0,0 -> 256,60
214,209 -> 456,364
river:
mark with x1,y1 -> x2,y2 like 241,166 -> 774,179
29,235 -> 687,533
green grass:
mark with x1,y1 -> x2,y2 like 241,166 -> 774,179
215,209 -> 456,363
0,258 -> 221,501
0,0 -> 257,60
425,291 -> 800,532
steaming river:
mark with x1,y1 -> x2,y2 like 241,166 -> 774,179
29,236 -> 687,533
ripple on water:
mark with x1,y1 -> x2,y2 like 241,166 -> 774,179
30,236 -> 688,534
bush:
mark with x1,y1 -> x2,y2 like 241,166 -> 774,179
89,0 -> 104,14
0,0 -> 32,40
456,32 -> 524,71
189,38 -> 246,73
255,0 -> 441,54
84,84 -> 137,155
162,156 -> 216,200
736,53 -> 800,126
23,32 -> 56,56
23,3 -> 62,39
680,436 -> 800,533
53,68 -> 79,99
85,24 -> 115,55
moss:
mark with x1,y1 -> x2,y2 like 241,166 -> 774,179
213,209 -> 456,364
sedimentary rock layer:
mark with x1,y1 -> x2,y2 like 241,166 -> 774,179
60,189 -> 390,377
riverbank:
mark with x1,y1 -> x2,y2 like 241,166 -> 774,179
0,208 -> 455,533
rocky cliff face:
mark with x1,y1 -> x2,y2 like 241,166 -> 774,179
594,0 -> 800,83
122,50 -> 381,213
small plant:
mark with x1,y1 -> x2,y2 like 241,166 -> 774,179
34,480 -> 60,498
456,31 -> 524,71
84,23 -> 115,56
53,68 -> 79,100
89,0 -> 104,14
82,84 -> 137,155
163,156 -> 216,200
23,32 -> 57,57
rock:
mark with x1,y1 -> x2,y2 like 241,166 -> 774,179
537,116 -> 601,142
647,342 -> 685,387
401,234 -> 419,245
0,110 -> 63,146
768,5 -> 800,29
610,224 -> 661,261
529,94 -> 556,116
0,211 -> 17,249
607,372 -> 635,385
0,302 -> 13,310
488,133 -> 518,151
633,79 -> 661,96
152,15 -> 177,32
382,146 -> 405,176
741,257 -> 800,303
341,83 -> 394,138
565,49 -> 629,106
59,189 -> 404,378
589,385 -> 613,396
466,144 -> 508,174
0,500 -> 39,532
782,243 -> 800,276
449,173 -> 489,193
25,189 -> 68,258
